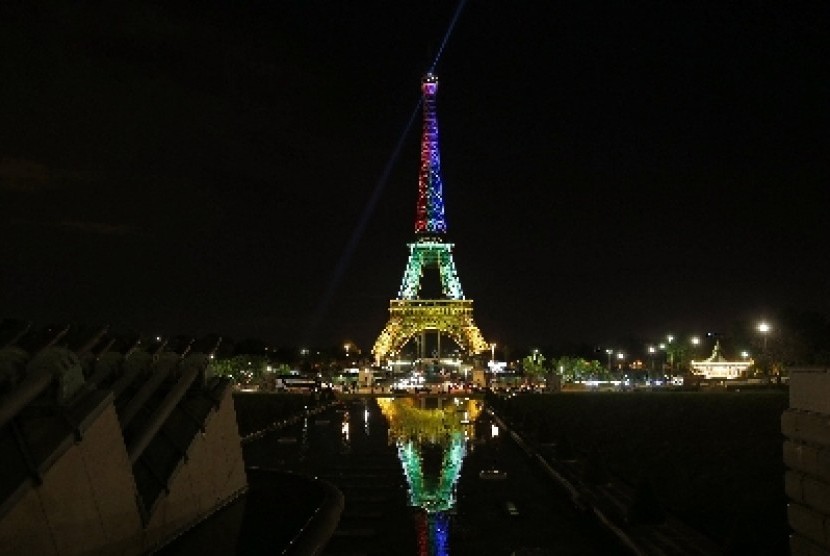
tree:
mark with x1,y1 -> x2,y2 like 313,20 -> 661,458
521,352 -> 546,383
552,356 -> 608,382
210,355 -> 271,387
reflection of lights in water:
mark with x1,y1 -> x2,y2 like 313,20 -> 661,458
341,416 -> 350,442
491,424 -> 499,437
376,397 -> 483,554
415,510 -> 428,556
414,510 -> 450,556
297,417 -> 309,461
363,408 -> 370,435
376,397 -> 482,513
430,512 -> 449,556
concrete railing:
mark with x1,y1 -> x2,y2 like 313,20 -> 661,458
127,354 -> 207,464
783,368 -> 830,556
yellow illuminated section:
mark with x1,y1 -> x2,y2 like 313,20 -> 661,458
377,396 -> 481,441
373,299 -> 488,364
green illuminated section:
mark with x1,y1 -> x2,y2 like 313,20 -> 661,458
398,239 -> 464,300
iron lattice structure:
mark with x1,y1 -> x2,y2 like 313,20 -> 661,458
398,239 -> 463,300
373,73 -> 488,363
415,73 -> 447,235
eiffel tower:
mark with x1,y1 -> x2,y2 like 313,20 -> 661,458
372,73 -> 489,364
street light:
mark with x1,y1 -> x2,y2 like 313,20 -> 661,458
490,343 -> 496,365
666,335 -> 675,372
689,336 -> 701,371
606,349 -> 613,372
647,346 -> 656,374
758,321 -> 772,351
757,321 -> 773,377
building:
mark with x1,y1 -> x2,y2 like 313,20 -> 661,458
690,341 -> 752,380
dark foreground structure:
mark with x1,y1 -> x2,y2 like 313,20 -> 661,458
782,370 -> 830,556
0,324 -> 250,554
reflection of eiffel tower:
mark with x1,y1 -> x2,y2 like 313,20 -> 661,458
372,73 -> 488,364
376,397 -> 479,513
398,433 -> 466,513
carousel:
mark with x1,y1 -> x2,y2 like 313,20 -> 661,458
690,340 -> 753,379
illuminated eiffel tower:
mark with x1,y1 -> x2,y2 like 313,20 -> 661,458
372,73 -> 488,364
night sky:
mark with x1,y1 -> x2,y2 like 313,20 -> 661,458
1,1 -> 828,355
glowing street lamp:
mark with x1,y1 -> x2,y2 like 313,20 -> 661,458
689,336 -> 701,370
606,349 -> 613,372
757,321 -> 772,351
490,343 -> 496,365
647,345 -> 656,373
665,335 -> 675,372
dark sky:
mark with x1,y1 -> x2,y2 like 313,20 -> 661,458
1,1 -> 828,355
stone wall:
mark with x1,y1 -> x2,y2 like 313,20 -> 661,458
783,369 -> 830,556
0,387 -> 246,556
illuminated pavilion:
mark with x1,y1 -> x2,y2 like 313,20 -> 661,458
690,340 -> 753,380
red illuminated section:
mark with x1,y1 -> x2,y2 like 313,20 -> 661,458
415,73 -> 447,236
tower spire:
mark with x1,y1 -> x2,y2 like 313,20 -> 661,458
415,73 -> 447,236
